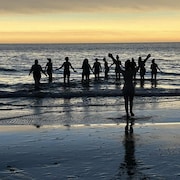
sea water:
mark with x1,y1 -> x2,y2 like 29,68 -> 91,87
0,43 -> 180,125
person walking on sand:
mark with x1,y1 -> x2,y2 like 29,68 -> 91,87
150,59 -> 161,81
82,58 -> 92,83
109,53 -> 135,132
45,58 -> 53,83
138,54 -> 151,81
56,57 -> 76,84
29,59 -> 47,89
93,58 -> 102,80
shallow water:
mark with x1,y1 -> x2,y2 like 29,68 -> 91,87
0,43 -> 180,97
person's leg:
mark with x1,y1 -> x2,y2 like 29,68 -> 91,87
67,75 -> 70,84
130,95 -> 134,116
124,96 -> 129,118
64,73 -> 66,84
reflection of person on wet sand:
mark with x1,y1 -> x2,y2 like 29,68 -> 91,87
29,59 -> 47,89
56,57 -> 76,85
45,58 -> 53,83
122,132 -> 136,177
115,129 -> 150,179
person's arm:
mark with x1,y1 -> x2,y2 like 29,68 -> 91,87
144,54 -> 151,63
108,53 -> 117,62
157,65 -> 162,72
29,66 -> 33,75
56,63 -> 64,70
70,63 -> 76,72
40,66 -> 47,76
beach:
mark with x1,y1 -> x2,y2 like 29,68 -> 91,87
0,43 -> 180,179
0,96 -> 180,180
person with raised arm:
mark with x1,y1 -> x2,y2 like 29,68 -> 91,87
109,54 -> 122,81
138,54 -> 151,80
109,53 -> 135,132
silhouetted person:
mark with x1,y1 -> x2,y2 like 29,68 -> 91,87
131,58 -> 137,80
93,58 -> 102,80
45,58 -> 53,83
109,54 -> 122,81
109,54 -> 135,120
122,60 -> 135,120
138,54 -> 151,80
82,58 -> 92,83
150,59 -> 161,81
29,59 -> 46,89
56,57 -> 76,84
103,57 -> 109,79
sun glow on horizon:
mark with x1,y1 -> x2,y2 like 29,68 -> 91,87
0,1 -> 180,43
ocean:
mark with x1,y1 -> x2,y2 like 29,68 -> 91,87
0,42 -> 180,125
0,42 -> 180,95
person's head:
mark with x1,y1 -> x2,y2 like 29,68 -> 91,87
47,58 -> 51,62
125,60 -> 131,70
95,58 -> 98,62
103,57 -> 106,62
116,55 -> 119,60
65,57 -> 69,62
84,58 -> 88,64
35,59 -> 38,65
132,58 -> 135,62
152,59 -> 155,63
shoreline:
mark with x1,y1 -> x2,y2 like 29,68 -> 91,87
0,96 -> 179,179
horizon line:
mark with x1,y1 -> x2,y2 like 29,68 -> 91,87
0,41 -> 180,45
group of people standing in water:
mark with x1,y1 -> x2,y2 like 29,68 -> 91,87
29,53 -> 161,130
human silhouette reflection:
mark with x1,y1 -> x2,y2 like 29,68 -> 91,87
140,79 -> 145,88
151,79 -> 157,88
115,127 -> 137,179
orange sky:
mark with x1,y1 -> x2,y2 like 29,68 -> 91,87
0,0 -> 180,43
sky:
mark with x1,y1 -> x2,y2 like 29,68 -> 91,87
0,0 -> 180,43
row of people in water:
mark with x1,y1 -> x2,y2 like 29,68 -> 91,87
29,53 -> 161,88
29,53 -> 161,122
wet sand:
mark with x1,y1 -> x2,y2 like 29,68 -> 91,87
0,97 -> 180,179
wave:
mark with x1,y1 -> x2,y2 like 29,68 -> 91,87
0,88 -> 180,98
161,72 -> 180,76
0,67 -> 17,72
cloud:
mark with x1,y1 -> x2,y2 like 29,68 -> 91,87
0,0 -> 180,14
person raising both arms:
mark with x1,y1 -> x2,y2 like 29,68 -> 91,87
109,53 -> 135,132
108,54 -> 122,81
29,59 -> 47,89
56,57 -> 76,85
